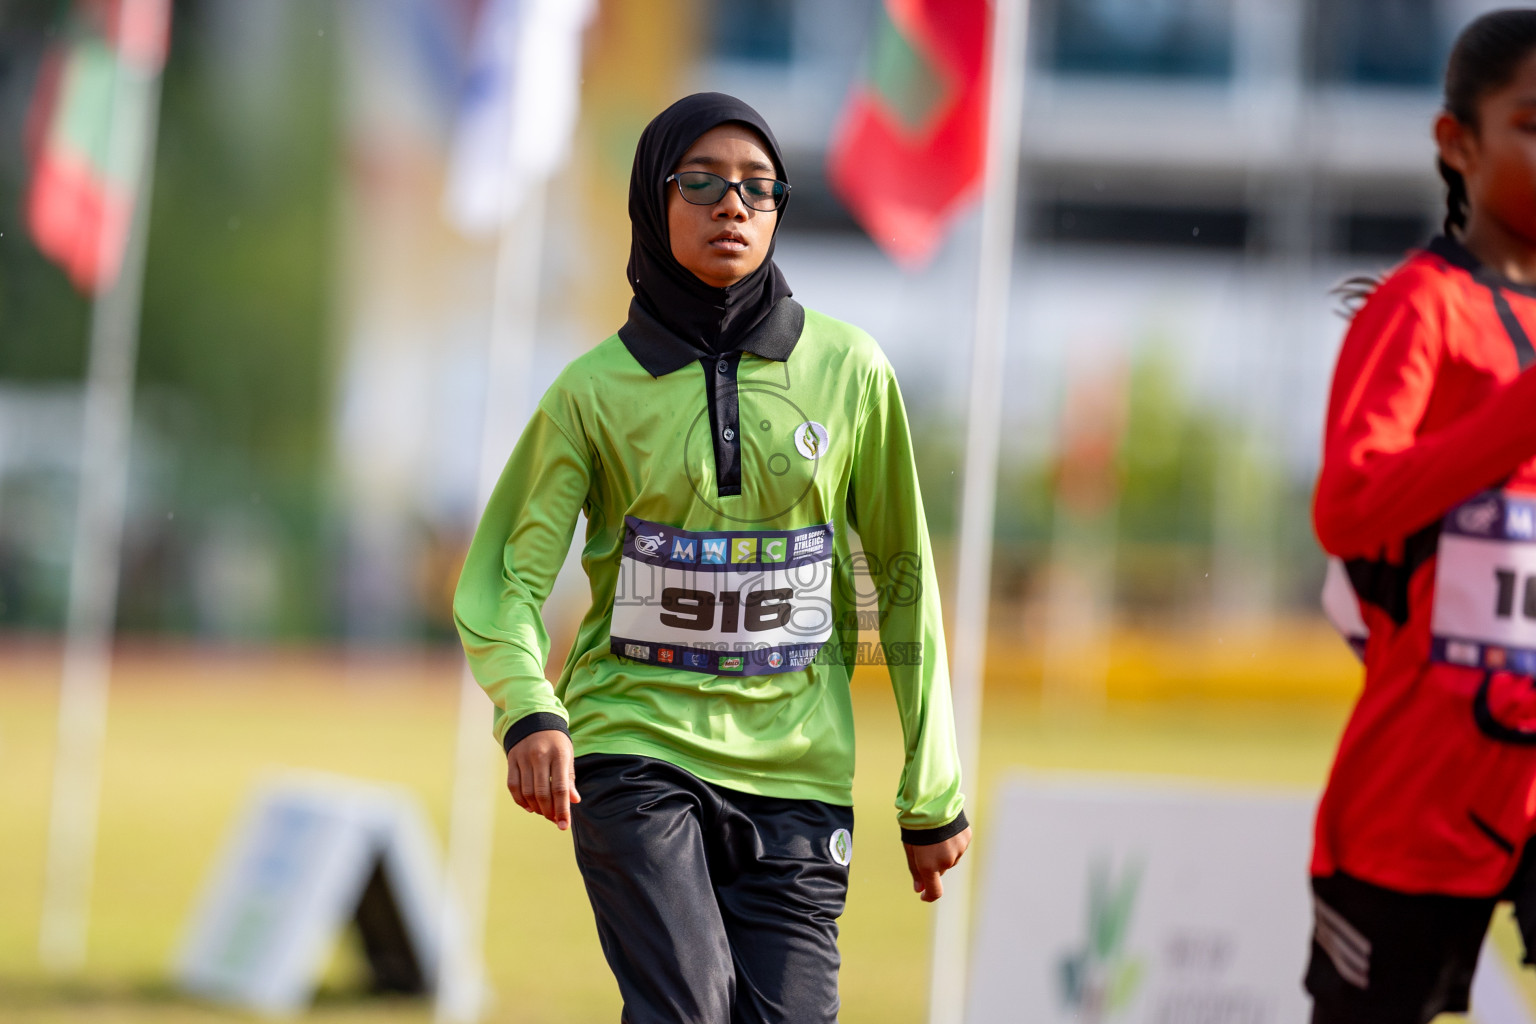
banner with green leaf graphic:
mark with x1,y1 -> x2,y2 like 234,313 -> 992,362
1057,859 -> 1146,1021
969,777 -> 1314,1023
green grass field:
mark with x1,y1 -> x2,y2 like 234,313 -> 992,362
0,638 -> 1527,1022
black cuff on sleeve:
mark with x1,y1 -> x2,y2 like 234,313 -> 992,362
501,712 -> 570,754
900,809 -> 970,846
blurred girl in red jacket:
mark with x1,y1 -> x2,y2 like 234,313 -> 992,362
1313,9 -> 1536,1023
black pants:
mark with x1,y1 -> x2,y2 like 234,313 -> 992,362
570,753 -> 854,1024
1307,849 -> 1536,1024
1306,873 -> 1496,1024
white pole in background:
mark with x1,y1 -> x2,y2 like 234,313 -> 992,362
433,0 -> 591,1015
39,0 -> 172,973
434,184 -> 547,1024
929,0 -> 1029,1021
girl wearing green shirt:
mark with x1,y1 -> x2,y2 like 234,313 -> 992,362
455,92 -> 969,1024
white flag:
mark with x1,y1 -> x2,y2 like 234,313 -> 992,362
443,0 -> 595,236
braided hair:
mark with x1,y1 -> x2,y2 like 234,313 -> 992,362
1334,9 -> 1536,317
1440,9 -> 1536,236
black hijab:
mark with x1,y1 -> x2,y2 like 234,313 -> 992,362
624,93 -> 793,355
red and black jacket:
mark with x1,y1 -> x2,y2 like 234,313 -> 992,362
1314,235 -> 1536,895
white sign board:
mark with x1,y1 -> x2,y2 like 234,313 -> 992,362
968,774 -> 1536,1024
177,773 -> 470,1016
969,775 -> 1316,1024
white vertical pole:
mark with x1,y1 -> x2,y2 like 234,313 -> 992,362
433,174 -> 548,1024
434,0 -> 594,1011
39,0 -> 171,973
929,0 -> 1028,1022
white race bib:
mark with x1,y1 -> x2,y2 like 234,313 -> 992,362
1430,490 -> 1536,674
609,516 -> 835,675
1322,556 -> 1368,659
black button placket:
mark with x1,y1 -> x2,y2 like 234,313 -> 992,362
702,352 -> 743,497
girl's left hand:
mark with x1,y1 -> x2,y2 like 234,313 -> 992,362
903,828 -> 972,902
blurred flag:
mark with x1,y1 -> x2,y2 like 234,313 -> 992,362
24,0 -> 171,294
567,0 -> 698,335
444,0 -> 595,236
828,0 -> 989,269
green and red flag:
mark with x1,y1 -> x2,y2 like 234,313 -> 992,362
24,0 -> 170,294
828,0 -> 989,269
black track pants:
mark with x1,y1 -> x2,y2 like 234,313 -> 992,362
570,753 -> 854,1024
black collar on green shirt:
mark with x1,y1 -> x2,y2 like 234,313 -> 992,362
619,296 -> 806,377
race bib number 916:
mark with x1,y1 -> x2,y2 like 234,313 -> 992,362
609,516 -> 835,675
1431,490 -> 1536,675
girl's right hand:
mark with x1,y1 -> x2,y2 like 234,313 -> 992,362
506,730 -> 581,830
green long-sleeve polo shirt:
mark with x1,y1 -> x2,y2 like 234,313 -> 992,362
453,298 -> 967,840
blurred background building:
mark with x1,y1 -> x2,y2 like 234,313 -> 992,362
0,0 -> 1497,653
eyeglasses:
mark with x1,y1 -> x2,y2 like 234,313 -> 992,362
665,171 -> 791,212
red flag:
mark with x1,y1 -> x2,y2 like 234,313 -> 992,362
827,0 -> 989,269
24,0 -> 170,294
